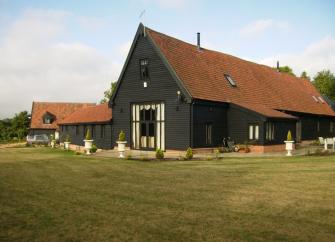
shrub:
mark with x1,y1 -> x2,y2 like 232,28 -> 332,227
287,130 -> 292,141
90,144 -> 97,153
118,130 -> 125,141
185,147 -> 193,160
156,148 -> 164,159
85,129 -> 92,140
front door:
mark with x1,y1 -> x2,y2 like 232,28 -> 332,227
131,103 -> 165,150
140,122 -> 155,149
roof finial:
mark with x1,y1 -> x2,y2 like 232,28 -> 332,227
139,10 -> 146,37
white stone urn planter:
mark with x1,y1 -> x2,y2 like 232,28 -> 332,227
50,140 -> 56,148
284,141 -> 294,156
84,139 -> 93,155
117,141 -> 127,158
64,141 -> 70,150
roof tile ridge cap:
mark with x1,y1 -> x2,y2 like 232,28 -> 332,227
31,101 -> 96,105
146,26 -> 200,50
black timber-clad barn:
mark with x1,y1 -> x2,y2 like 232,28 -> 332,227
108,23 -> 335,151
29,25 -> 335,152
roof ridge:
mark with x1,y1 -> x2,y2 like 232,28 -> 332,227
32,101 -> 96,105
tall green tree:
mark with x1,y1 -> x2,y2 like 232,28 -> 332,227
0,111 -> 30,141
11,111 -> 30,139
100,82 -> 117,104
300,71 -> 310,80
313,70 -> 335,100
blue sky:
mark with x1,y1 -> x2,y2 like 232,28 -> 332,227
0,0 -> 334,118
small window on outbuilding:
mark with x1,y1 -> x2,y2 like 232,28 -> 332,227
249,124 -> 259,140
224,74 -> 237,87
140,59 -> 149,80
266,122 -> 275,141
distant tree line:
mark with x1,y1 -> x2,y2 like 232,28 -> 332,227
274,66 -> 335,100
0,111 -> 30,142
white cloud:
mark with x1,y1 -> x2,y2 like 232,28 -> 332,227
240,19 -> 289,36
0,8 -> 121,118
77,16 -> 107,32
259,36 -> 335,77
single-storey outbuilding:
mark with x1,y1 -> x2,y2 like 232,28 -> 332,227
29,102 -> 95,140
58,103 -> 113,149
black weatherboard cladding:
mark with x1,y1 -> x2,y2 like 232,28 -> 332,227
111,29 -> 191,150
192,101 -> 228,148
109,24 -> 335,149
59,124 -> 113,149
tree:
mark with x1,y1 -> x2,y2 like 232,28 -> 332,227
300,71 -> 310,80
313,70 -> 335,100
276,65 -> 296,76
0,111 -> 30,141
11,111 -> 30,139
100,81 -> 117,104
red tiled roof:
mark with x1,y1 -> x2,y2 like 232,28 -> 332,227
146,27 -> 335,117
59,103 -> 112,124
30,102 -> 96,130
235,103 -> 297,119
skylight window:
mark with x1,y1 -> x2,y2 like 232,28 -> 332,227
318,96 -> 325,103
312,96 -> 319,102
224,74 -> 237,87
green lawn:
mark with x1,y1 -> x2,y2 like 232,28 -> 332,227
0,148 -> 335,241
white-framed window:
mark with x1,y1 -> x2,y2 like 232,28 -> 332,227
266,122 -> 275,141
249,124 -> 259,140
43,117 -> 51,124
140,59 -> 149,80
131,102 -> 165,150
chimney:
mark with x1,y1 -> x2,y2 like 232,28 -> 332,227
276,61 -> 280,71
197,32 -> 200,50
